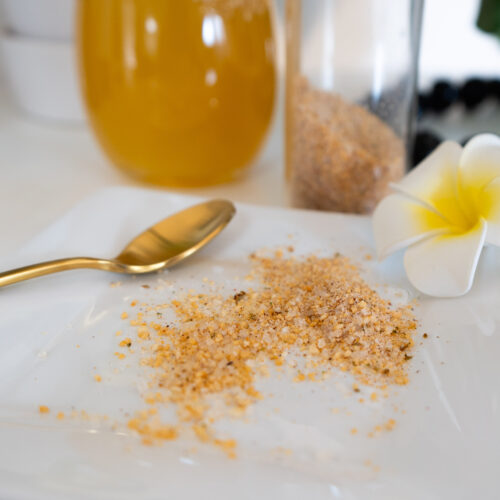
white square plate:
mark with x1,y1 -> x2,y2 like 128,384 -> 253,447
0,187 -> 499,500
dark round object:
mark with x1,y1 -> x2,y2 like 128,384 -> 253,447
459,78 -> 488,110
428,80 -> 458,113
412,129 -> 442,167
417,93 -> 431,118
486,79 -> 500,100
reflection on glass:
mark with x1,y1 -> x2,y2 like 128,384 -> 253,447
202,14 -> 225,47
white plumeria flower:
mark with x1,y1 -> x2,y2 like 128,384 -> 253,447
373,133 -> 500,297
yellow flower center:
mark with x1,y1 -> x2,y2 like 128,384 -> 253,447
418,167 -> 497,235
455,171 -> 500,233
432,192 -> 475,233
418,169 -> 477,234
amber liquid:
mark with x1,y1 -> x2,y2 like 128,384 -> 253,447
77,0 -> 276,186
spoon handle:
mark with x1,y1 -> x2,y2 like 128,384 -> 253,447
0,257 -> 121,288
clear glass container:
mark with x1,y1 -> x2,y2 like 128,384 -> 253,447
285,0 -> 423,213
77,0 -> 276,187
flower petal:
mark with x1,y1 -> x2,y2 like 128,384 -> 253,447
403,219 -> 487,297
479,176 -> 500,246
460,134 -> 500,194
373,193 -> 450,259
392,141 -> 470,229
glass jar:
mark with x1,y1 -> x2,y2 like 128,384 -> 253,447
77,0 -> 276,187
285,0 -> 423,213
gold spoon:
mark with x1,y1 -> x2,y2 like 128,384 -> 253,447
0,199 -> 235,288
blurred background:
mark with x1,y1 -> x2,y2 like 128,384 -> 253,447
2,1 -> 500,120
1,0 -> 500,256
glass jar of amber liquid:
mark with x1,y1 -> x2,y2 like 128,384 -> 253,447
77,0 -> 276,186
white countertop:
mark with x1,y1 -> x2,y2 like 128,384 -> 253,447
2,0 -> 500,263
0,86 -> 285,262
3,84 -> 500,266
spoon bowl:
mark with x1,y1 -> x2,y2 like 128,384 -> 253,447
0,199 -> 235,288
115,199 -> 235,270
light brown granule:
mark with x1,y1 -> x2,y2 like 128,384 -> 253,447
125,252 -> 416,451
39,405 -> 50,414
288,76 -> 405,213
94,374 -> 102,382
214,438 -> 237,459
368,418 -> 397,437
56,412 -> 65,420
385,418 -> 397,430
128,417 -> 178,444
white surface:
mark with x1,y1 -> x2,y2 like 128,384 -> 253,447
0,0 -> 497,254
0,81 -> 285,262
0,0 -> 75,40
0,3 -> 498,497
0,187 -> 499,499
0,32 -> 85,122
419,0 -> 500,87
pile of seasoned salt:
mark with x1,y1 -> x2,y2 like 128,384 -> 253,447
122,250 -> 417,456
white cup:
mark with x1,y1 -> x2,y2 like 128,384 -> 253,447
0,0 -> 76,40
0,32 -> 85,122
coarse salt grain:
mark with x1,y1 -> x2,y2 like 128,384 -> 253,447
122,252 -> 417,453
288,77 -> 404,214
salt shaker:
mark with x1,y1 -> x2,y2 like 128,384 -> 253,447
285,0 -> 423,213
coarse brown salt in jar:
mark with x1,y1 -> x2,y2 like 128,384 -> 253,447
285,0 -> 423,214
